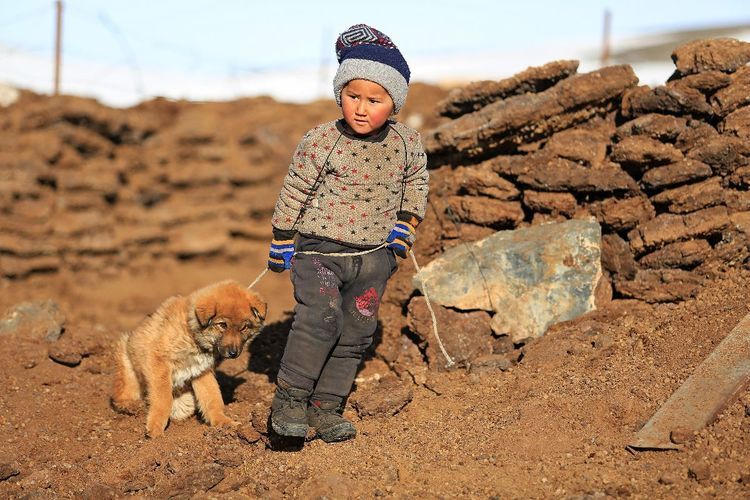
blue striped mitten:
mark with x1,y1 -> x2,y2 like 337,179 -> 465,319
386,215 -> 419,258
268,238 -> 295,273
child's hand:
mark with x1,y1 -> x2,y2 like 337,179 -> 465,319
268,239 -> 294,272
386,221 -> 417,258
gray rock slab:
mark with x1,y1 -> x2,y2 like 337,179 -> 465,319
413,219 -> 601,342
0,300 -> 65,342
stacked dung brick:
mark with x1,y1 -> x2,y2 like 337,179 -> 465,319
412,38 -> 750,304
0,85 -> 444,280
0,94 -> 337,279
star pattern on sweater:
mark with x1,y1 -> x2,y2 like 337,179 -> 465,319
273,121 -> 427,245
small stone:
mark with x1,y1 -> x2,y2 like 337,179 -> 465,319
237,424 -> 261,444
212,449 -> 243,468
48,344 -> 83,367
469,354 -> 513,374
122,474 -> 155,493
592,334 -> 614,349
0,463 -> 20,481
670,427 -> 693,445
658,473 -> 675,485
351,375 -> 413,418
688,463 -> 711,482
167,463 -> 225,497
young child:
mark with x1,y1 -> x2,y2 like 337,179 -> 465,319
266,24 -> 428,443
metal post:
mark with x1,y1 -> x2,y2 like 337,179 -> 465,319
600,9 -> 611,68
54,0 -> 63,95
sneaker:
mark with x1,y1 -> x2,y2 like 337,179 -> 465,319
307,399 -> 356,443
270,384 -> 310,437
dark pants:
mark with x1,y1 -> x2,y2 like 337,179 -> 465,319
277,236 -> 397,402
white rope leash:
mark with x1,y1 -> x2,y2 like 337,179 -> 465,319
299,242 -> 388,257
248,244 -> 388,289
409,251 -> 455,367
247,268 -> 269,290
248,244 -> 455,368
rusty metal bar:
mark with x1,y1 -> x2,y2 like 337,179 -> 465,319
629,311 -> 750,450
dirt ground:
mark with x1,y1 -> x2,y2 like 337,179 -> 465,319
4,236 -> 750,498
3,86 -> 750,498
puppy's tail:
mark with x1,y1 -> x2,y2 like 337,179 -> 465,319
111,333 -> 142,415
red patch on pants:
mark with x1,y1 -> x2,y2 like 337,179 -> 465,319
354,287 -> 378,317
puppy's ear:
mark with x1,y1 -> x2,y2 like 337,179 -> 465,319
248,295 -> 267,323
251,306 -> 265,322
193,297 -> 217,329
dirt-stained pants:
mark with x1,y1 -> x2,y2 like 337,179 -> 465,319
276,236 -> 397,402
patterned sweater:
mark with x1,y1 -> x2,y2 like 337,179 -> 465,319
271,119 -> 429,247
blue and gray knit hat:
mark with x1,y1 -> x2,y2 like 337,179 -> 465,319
333,24 -> 411,114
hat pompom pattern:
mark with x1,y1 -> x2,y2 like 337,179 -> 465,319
335,24 -> 397,61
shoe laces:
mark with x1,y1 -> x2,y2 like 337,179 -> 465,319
281,388 -> 309,408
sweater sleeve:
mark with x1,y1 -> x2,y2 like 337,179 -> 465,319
271,134 -> 324,232
398,132 -> 429,222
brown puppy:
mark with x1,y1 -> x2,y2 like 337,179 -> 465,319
111,280 -> 266,438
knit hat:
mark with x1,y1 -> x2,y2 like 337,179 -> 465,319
333,24 -> 410,114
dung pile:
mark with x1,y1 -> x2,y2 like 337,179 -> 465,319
381,38 -> 750,371
0,85 -> 446,280
0,94 -> 313,278
414,37 -> 750,306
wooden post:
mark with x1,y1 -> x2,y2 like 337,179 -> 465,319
600,9 -> 611,68
54,0 -> 63,95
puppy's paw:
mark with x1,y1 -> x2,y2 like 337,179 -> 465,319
211,414 -> 239,428
146,425 -> 165,439
146,417 -> 168,438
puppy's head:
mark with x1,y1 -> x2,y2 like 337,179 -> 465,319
189,280 -> 267,359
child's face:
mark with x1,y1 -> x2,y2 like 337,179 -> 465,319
340,79 -> 394,136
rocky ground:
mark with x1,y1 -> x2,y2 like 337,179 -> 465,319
2,39 -> 750,498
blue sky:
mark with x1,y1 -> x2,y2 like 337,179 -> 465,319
0,1 -> 748,105
2,0 -> 748,74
